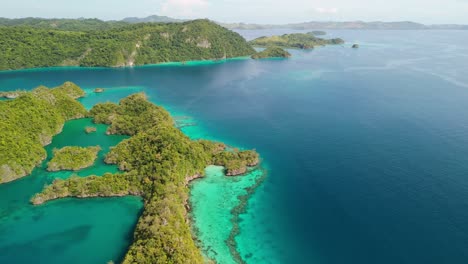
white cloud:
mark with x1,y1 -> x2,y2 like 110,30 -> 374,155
161,0 -> 209,16
314,7 -> 339,14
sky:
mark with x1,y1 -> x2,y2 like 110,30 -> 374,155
2,0 -> 468,24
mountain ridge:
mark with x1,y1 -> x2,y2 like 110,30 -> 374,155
1,16 -> 467,30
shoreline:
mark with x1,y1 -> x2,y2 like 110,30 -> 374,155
0,56 -> 252,74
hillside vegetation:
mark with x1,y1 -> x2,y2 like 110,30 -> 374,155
0,19 -> 255,70
0,82 -> 86,183
32,93 -> 259,263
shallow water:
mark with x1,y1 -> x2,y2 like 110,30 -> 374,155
2,30 -> 468,263
0,117 -> 142,264
189,166 -> 264,264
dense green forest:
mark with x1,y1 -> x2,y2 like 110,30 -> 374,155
47,146 -> 101,171
0,17 -> 128,31
0,82 -> 86,183
32,93 -> 260,263
0,19 -> 255,70
252,46 -> 291,59
250,32 -> 345,49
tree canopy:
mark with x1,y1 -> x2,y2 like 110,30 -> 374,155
0,19 -> 255,70
0,82 -> 86,183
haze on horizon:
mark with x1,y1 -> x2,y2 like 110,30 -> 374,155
1,0 -> 468,25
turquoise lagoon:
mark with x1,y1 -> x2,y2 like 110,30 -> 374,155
2,29 -> 468,263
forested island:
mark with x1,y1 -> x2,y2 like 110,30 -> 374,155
47,146 -> 101,171
12,89 -> 261,263
0,19 -> 255,70
252,46 -> 291,59
0,82 -> 86,183
250,33 -> 345,49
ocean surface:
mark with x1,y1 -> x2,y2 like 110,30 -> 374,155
2,29 -> 468,263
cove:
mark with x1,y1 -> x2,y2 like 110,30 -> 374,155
0,117 -> 142,264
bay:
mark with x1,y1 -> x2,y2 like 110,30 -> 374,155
2,29 -> 468,263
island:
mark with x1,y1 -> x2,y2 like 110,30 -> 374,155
84,126 -> 97,133
250,33 -> 345,49
252,46 -> 291,59
0,19 -> 255,70
28,91 -> 260,263
47,146 -> 101,171
0,82 -> 86,183
309,30 -> 326,36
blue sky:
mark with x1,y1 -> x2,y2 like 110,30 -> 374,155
2,0 -> 468,24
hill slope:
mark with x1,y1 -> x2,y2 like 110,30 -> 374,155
0,19 -> 255,70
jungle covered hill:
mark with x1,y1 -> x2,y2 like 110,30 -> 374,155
0,82 -> 86,183
0,19 -> 255,70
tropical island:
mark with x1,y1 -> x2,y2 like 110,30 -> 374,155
10,87 -> 262,263
47,146 -> 101,171
252,46 -> 291,59
0,19 -> 256,70
250,32 -> 345,49
0,82 -> 86,183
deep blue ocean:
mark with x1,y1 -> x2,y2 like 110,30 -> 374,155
2,29 -> 468,263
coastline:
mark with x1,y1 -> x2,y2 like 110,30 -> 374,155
174,108 -> 268,264
0,56 -> 253,74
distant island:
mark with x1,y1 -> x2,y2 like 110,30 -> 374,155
221,21 -> 468,30
0,19 -> 255,70
250,33 -> 344,49
310,30 -> 327,35
47,146 -> 101,171
1,16 -> 468,33
121,15 -> 185,24
252,46 -> 291,59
